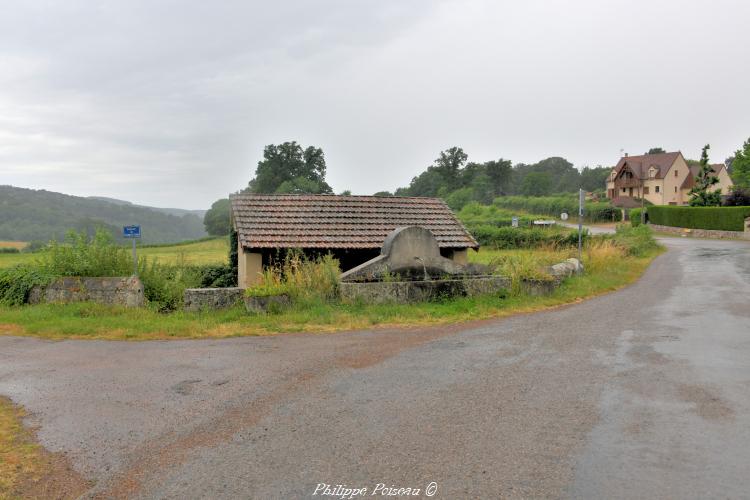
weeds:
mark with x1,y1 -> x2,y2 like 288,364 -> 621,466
246,252 -> 341,302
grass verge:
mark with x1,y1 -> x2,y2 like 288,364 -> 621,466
0,397 -> 37,497
0,397 -> 89,499
0,245 -> 663,341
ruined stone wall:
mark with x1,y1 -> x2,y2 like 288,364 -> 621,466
29,277 -> 144,307
184,287 -> 244,311
339,276 -> 511,305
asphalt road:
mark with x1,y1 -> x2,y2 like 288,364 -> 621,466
1,236 -> 749,499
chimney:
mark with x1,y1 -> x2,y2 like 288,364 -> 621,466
624,152 -> 628,157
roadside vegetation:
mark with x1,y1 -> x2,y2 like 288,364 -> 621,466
0,397 -> 88,498
0,226 -> 662,340
0,397 -> 37,497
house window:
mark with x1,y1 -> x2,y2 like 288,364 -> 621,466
643,187 -> 649,195
675,170 -> 678,177
655,186 -> 660,193
622,188 -> 626,193
674,186 -> 677,193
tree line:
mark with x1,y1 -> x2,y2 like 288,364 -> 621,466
203,142 -> 611,235
203,137 -> 750,235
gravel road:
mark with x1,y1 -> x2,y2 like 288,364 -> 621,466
1,236 -> 749,499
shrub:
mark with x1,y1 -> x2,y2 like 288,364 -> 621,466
648,206 -> 750,231
629,208 -> 647,227
138,259 -> 203,312
0,265 -> 54,306
600,224 -> 659,257
41,229 -> 132,277
0,248 -> 20,254
198,264 -> 236,288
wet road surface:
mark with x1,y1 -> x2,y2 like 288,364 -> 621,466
1,236 -> 749,499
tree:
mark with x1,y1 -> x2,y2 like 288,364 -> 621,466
729,137 -> 750,190
520,172 -> 552,196
646,147 -> 666,155
203,198 -> 231,236
373,191 -> 393,197
688,144 -> 721,207
483,159 -> 513,195
248,142 -> 333,194
580,166 -> 612,192
432,147 -> 468,191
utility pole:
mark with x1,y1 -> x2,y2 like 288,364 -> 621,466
578,188 -> 584,262
641,178 -> 645,225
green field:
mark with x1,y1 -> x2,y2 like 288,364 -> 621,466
0,238 -> 230,269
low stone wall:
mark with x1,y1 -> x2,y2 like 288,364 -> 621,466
29,277 -> 144,307
649,223 -> 748,240
183,287 -> 244,312
339,276 -> 511,305
520,278 -> 559,296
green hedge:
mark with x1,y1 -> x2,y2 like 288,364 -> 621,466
629,208 -> 645,227
648,206 -> 750,231
493,196 -> 622,223
470,225 -> 585,249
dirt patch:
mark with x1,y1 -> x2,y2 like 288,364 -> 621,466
0,323 -> 25,336
0,397 -> 90,499
677,383 -> 734,421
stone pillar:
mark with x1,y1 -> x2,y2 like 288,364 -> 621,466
238,248 -> 263,288
451,249 -> 468,265
744,217 -> 750,240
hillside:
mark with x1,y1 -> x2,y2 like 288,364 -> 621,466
86,196 -> 206,218
0,186 -> 207,244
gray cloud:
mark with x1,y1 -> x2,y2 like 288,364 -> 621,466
1,0 -> 748,208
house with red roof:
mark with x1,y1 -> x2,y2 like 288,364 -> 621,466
605,151 -> 733,207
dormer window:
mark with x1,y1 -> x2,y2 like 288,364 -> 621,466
649,167 -> 657,179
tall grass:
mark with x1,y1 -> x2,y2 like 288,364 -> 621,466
248,251 -> 341,302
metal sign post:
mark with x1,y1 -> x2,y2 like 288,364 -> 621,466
123,225 -> 141,276
578,189 -> 584,262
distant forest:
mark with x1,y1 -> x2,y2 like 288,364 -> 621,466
0,185 -> 207,244
377,147 -> 611,209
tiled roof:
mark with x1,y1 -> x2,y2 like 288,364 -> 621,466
230,194 -> 479,250
614,152 -> 681,179
688,164 -> 725,178
611,196 -> 643,208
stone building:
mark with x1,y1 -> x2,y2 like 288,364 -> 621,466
230,194 -> 479,288
605,151 -> 733,207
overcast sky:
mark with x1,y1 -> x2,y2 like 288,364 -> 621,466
1,0 -> 748,209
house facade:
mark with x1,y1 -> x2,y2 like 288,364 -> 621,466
605,151 -> 733,206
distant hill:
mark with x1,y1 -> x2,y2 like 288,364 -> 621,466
86,196 -> 206,218
0,186 -> 208,244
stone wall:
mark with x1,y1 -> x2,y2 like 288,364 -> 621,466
29,277 -> 144,307
183,287 -> 244,312
339,276 -> 511,305
649,223 -> 749,240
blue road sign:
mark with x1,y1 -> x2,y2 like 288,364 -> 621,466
123,225 -> 141,239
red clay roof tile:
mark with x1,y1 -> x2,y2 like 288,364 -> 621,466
230,194 -> 478,250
